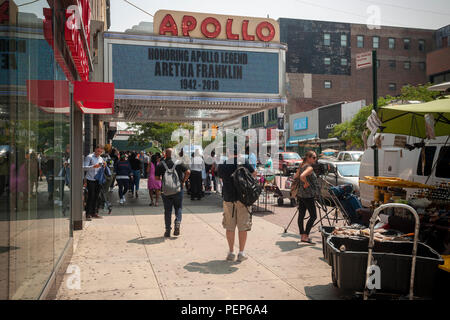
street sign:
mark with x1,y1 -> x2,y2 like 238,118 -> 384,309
356,51 -> 372,70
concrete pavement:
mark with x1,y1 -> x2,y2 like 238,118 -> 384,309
56,183 -> 345,300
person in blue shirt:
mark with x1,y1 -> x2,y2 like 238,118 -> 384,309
83,146 -> 105,219
114,153 -> 132,205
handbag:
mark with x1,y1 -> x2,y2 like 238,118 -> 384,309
290,178 -> 300,199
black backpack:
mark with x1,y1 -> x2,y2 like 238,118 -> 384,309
231,166 -> 262,207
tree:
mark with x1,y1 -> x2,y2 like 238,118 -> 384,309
126,122 -> 193,149
329,83 -> 440,148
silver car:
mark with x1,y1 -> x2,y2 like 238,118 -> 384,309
317,160 -> 361,200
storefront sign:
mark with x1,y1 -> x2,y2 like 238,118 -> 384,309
293,117 -> 308,131
111,43 -> 280,94
154,10 -> 280,43
318,104 -> 341,139
43,1 -> 91,81
64,0 -> 91,81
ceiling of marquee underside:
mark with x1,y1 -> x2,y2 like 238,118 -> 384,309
99,98 -> 284,123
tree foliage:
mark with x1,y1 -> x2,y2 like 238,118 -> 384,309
126,122 -> 193,149
329,83 -> 440,148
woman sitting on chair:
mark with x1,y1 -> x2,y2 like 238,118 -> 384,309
294,150 -> 319,244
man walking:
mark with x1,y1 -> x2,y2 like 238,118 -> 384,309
218,145 -> 256,262
155,148 -> 190,238
83,145 -> 105,220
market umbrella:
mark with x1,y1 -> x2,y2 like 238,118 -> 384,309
427,81 -> 450,92
145,146 -> 162,154
378,96 -> 450,138
322,148 -> 338,153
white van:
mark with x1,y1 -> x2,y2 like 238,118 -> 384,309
359,133 -> 450,207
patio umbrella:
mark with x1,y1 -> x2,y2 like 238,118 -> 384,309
378,96 -> 450,139
322,148 -> 338,153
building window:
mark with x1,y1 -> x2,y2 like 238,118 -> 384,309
404,38 -> 410,50
251,112 -> 265,127
357,35 -> 364,48
373,36 -> 380,48
389,83 -> 397,91
324,80 -> 332,89
389,60 -> 396,69
419,62 -> 426,70
324,33 -> 331,46
388,38 -> 395,49
268,108 -> 278,122
242,116 -> 249,129
341,58 -> 347,66
404,61 -> 411,69
341,34 -> 347,47
418,39 -> 425,51
324,57 -> 331,65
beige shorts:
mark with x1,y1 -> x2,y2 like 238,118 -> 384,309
222,201 -> 252,231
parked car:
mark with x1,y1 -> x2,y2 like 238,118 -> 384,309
278,152 -> 302,175
336,151 -> 364,162
317,159 -> 361,202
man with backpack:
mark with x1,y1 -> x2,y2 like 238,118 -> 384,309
155,148 -> 191,238
218,144 -> 258,262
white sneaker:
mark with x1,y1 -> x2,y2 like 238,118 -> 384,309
119,198 -> 124,205
226,252 -> 236,261
122,197 -> 126,203
237,253 -> 248,262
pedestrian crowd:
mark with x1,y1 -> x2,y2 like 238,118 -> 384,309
82,144 -> 320,262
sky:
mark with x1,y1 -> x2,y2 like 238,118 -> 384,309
110,0 -> 450,32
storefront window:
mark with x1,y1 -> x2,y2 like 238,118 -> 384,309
1,0 -> 72,299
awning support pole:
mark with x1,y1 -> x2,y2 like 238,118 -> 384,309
372,50 -> 379,177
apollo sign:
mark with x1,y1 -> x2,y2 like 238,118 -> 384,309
154,10 -> 280,43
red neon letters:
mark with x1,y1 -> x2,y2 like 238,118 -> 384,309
200,17 -> 221,38
242,20 -> 255,41
256,21 -> 276,42
181,15 -> 196,36
158,13 -> 276,42
226,19 -> 239,40
159,13 -> 178,36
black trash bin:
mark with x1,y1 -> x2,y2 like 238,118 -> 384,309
328,236 -> 444,298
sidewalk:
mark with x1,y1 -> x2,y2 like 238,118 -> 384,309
56,183 -> 343,300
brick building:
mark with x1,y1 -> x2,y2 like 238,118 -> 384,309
427,25 -> 450,84
280,18 -> 435,114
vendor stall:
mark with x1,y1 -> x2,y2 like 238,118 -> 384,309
321,95 -> 450,299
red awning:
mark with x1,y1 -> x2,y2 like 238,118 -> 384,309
74,81 -> 115,114
26,80 -> 70,114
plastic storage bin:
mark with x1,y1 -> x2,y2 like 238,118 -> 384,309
328,236 -> 444,297
320,226 -> 335,265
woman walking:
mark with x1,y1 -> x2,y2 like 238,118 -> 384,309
114,153 -> 132,205
148,153 -> 162,207
294,150 -> 319,244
